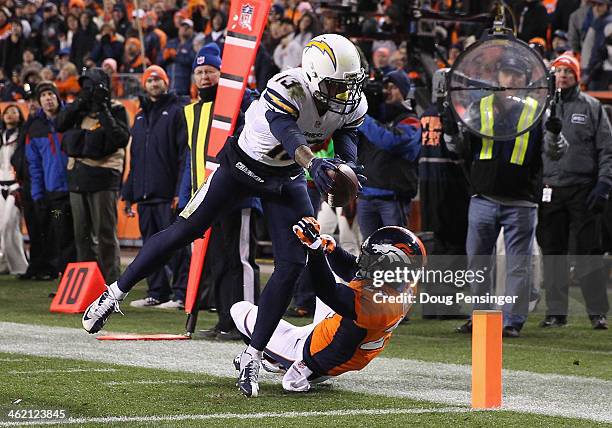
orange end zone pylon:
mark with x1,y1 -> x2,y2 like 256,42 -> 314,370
472,310 -> 503,409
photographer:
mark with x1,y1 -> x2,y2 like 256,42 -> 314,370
56,67 -> 129,283
357,70 -> 421,239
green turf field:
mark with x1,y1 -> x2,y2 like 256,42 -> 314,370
0,274 -> 611,427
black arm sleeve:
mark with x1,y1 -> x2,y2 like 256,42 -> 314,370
332,128 -> 358,163
55,101 -> 82,132
326,246 -> 359,283
98,104 -> 130,149
265,110 -> 309,159
306,249 -> 357,319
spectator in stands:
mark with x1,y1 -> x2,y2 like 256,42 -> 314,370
60,13 -> 79,52
273,19 -> 298,71
552,0 -> 581,33
132,10 -> 167,65
10,94 -> 52,281
40,2 -> 66,64
21,48 -> 41,73
90,23 -> 124,67
22,1 -> 43,35
159,18 -> 195,96
581,1 -> 612,89
203,10 -> 227,51
372,47 -> 393,75
321,10 -> 339,33
283,11 -> 318,67
112,3 -> 130,38
122,65 -> 189,309
0,104 -> 28,275
70,11 -> 97,70
0,18 -> 25,76
158,0 -> 179,40
538,53 -> 611,330
568,1 -> 593,53
515,0 -> 549,43
56,68 -> 129,283
357,70 -> 421,239
552,30 -> 571,57
55,62 -> 79,100
122,37 -> 146,73
25,81 -> 75,279
40,67 -> 55,81
1,68 -> 25,101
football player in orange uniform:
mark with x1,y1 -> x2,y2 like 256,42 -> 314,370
231,217 -> 426,392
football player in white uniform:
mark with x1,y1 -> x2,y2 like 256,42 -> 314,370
82,34 -> 368,398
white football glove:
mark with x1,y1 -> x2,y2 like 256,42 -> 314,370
282,360 -> 313,392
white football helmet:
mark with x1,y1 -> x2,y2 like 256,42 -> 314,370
302,34 -> 365,115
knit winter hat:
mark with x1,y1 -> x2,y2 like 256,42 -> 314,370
551,52 -> 580,81
35,80 -> 60,103
192,43 -> 221,71
142,65 -> 169,87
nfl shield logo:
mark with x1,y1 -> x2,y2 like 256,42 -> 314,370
239,4 -> 254,31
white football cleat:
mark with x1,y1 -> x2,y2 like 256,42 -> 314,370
237,351 -> 260,398
82,287 -> 124,334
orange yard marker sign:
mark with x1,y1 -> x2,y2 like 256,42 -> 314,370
472,310 -> 503,408
50,262 -> 106,313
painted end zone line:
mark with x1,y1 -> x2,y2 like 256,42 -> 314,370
0,407 -> 477,426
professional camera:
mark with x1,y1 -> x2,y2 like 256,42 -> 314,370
363,68 -> 385,120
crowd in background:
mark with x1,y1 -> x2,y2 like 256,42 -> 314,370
0,0 -> 610,333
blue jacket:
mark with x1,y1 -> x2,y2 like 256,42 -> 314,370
122,93 -> 187,204
25,109 -> 69,201
358,111 -> 421,198
158,36 -> 195,96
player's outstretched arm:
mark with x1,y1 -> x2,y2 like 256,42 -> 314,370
293,218 -> 356,318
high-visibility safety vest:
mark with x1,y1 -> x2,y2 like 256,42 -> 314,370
479,95 -> 538,166
183,100 -> 214,193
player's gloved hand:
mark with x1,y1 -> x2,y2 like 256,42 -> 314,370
586,180 -> 611,213
320,234 -> 336,254
308,158 -> 335,194
292,217 -> 322,249
282,360 -> 312,393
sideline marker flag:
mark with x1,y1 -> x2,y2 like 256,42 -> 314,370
50,262 -> 107,313
471,310 -> 503,408
184,0 -> 271,332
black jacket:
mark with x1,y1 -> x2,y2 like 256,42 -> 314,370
122,93 -> 187,204
56,71 -> 129,193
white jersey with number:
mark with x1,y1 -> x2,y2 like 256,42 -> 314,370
237,68 -> 367,167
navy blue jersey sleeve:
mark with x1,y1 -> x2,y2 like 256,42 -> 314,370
326,246 -> 358,283
332,128 -> 358,163
306,249 -> 357,319
265,110 -> 308,159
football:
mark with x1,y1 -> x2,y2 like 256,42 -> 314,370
325,163 -> 359,207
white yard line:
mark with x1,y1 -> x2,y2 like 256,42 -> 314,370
8,368 -> 117,375
1,322 -> 611,423
0,407 -> 472,427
